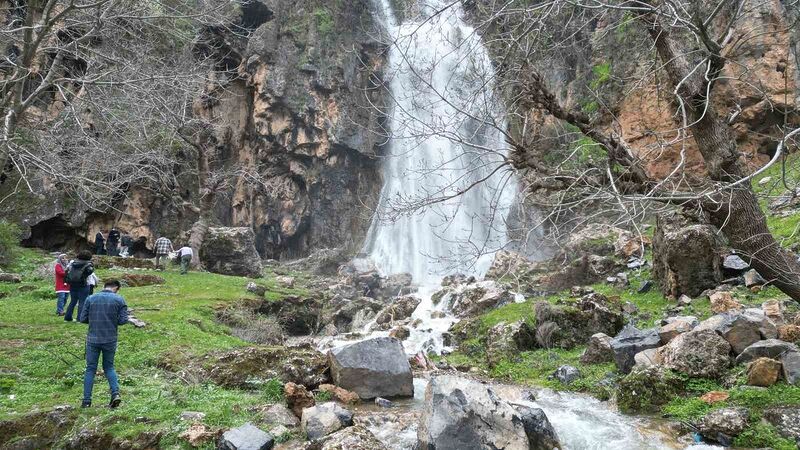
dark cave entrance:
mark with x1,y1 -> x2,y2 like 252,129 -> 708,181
21,215 -> 89,252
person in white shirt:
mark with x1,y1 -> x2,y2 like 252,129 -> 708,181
87,272 -> 99,294
176,245 -> 194,275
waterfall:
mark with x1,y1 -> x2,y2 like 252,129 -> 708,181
363,0 -> 517,285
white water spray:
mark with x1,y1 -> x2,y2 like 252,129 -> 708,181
362,0 -> 517,354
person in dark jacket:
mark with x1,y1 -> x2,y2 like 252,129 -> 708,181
94,231 -> 106,255
64,250 -> 95,322
107,227 -> 121,256
120,233 -> 133,256
79,279 -> 128,408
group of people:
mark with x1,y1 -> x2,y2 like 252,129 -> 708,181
94,227 -> 133,257
53,251 -> 130,409
154,235 -> 194,275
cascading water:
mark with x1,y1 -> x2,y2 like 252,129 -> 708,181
362,0 -> 518,354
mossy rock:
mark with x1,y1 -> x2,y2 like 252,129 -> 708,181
617,366 -> 685,413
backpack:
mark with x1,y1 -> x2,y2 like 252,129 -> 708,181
65,262 -> 92,285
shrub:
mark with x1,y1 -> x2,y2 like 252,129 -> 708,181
263,378 -> 285,403
0,220 -> 22,267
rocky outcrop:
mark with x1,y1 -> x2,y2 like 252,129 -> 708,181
328,337 -> 413,399
610,325 -> 661,373
652,213 -> 725,298
580,333 -> 614,364
417,376 -> 561,450
200,227 -> 263,277
617,366 -> 684,413
735,339 -> 799,364
486,321 -> 536,365
696,309 -> 778,354
443,281 -> 521,318
657,329 -> 731,378
533,293 -> 624,349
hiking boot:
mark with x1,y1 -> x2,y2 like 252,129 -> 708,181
110,393 -> 121,408
81,401 -> 91,408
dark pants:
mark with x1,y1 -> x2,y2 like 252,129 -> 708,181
107,242 -> 119,256
83,341 -> 119,403
56,292 -> 68,314
64,285 -> 90,321
95,244 -> 106,255
180,254 -> 192,274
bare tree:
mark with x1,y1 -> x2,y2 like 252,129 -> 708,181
374,1 -> 800,299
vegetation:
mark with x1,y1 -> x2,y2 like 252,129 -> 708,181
0,220 -> 21,266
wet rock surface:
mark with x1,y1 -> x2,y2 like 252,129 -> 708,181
301,402 -> 354,441
305,425 -> 387,450
328,337 -> 413,399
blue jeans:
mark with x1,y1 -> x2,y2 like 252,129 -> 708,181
65,285 -> 90,321
56,292 -> 68,314
83,341 -> 119,403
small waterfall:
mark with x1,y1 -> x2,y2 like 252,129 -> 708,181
363,0 -> 517,285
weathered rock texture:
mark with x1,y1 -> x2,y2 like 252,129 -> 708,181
328,337 -> 413,399
4,0 -> 388,263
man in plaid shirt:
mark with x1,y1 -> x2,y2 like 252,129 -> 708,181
154,236 -> 173,270
79,279 -> 129,408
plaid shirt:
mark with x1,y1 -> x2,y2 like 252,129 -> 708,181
155,237 -> 173,255
79,289 -> 129,344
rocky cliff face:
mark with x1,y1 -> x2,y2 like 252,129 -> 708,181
3,0 -> 389,259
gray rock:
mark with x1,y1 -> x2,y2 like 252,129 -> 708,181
611,325 -> 662,373
697,309 -> 777,354
735,339 -> 800,364
723,255 -> 749,271
262,404 -> 299,427
301,402 -> 354,441
373,295 -> 421,325
637,280 -> 653,293
218,423 -> 274,450
312,425 -> 387,449
374,397 -> 394,408
552,365 -> 581,384
652,213 -> 724,298
696,407 -> 749,445
328,337 -> 413,399
743,269 -> 765,287
763,407 -> 800,443
486,320 -> 536,365
180,411 -> 206,421
449,281 -> 519,318
657,329 -> 731,378
201,227 -> 263,278
416,376 -> 560,450
781,351 -> 800,385
658,316 -> 698,343
580,333 -> 614,364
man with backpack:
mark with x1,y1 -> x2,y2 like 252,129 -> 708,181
64,250 -> 95,322
79,279 -> 128,408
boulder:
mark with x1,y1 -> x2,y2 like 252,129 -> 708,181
697,309 -> 778,354
633,348 -> 663,369
746,357 -> 782,387
782,351 -> 800,385
486,321 -> 536,366
301,402 -> 354,440
552,365 -> 581,384
449,281 -> 519,318
417,376 -> 560,450
373,296 -> 421,326
565,223 -> 625,257
580,333 -> 614,364
657,329 -> 731,378
700,391 -> 730,404
762,299 -> 785,325
194,346 -> 329,389
318,384 -> 360,405
658,316 -> 698,343
308,425 -> 387,450
610,325 -> 662,373
388,326 -> 410,341
218,423 -> 274,450
652,212 -> 724,298
763,407 -> 800,443
0,273 -> 21,283
709,291 -> 742,314
200,227 -> 263,278
743,269 -> 765,287
696,407 -> 749,445
533,293 -> 624,349
614,231 -> 651,258
372,273 -> 416,300
261,404 -> 299,427
328,337 -> 413,399
723,255 -> 750,272
285,382 -> 315,418
617,366 -> 684,413
485,250 -> 542,281
735,339 -> 799,364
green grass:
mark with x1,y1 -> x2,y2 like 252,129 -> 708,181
478,301 -> 536,333
752,152 -> 800,248
0,249 -> 291,447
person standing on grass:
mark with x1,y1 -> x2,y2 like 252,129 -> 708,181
94,231 -> 106,255
176,244 -> 193,275
54,253 -> 70,316
154,235 -> 173,270
79,279 -> 128,408
87,272 -> 99,295
107,227 -> 121,256
64,250 -> 95,322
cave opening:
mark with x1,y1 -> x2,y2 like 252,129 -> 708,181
21,215 -> 90,252
238,1 -> 273,33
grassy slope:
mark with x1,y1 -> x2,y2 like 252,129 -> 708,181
0,249 -> 306,448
